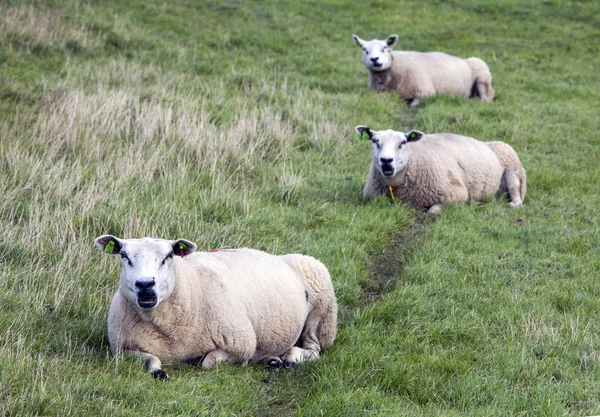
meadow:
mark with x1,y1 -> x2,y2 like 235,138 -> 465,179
0,0 -> 599,415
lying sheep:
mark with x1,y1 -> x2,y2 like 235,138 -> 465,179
356,126 -> 526,214
94,236 -> 338,380
352,34 -> 495,107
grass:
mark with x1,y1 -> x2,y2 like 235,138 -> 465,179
1,0 -> 599,415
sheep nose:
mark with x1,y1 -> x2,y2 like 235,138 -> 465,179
380,157 -> 393,164
135,279 -> 155,289
370,57 -> 379,62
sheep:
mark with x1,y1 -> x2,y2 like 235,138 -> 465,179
352,34 -> 495,107
356,125 -> 526,214
94,236 -> 338,380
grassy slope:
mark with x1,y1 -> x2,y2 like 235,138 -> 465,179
1,0 -> 599,415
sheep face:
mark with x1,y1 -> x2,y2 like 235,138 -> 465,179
95,236 -> 196,311
352,34 -> 398,72
356,126 -> 423,178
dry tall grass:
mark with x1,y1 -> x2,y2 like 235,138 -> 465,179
0,2 -> 104,51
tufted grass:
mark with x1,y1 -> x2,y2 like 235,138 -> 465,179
1,0 -> 599,415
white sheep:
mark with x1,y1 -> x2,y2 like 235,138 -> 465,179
352,34 -> 495,107
356,126 -> 526,214
94,236 -> 338,380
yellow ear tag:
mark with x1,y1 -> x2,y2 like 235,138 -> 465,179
389,186 -> 395,201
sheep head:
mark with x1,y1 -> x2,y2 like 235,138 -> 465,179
352,34 -> 398,72
356,126 -> 423,177
95,236 -> 196,311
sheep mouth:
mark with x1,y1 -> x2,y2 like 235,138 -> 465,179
381,166 -> 395,176
137,293 -> 158,309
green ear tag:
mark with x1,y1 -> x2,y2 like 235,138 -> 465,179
178,242 -> 188,257
410,132 -> 416,139
104,240 -> 115,254
357,132 -> 369,141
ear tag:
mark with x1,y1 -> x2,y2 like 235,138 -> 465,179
104,240 -> 115,254
178,242 -> 187,258
357,131 -> 369,141
410,132 -> 417,140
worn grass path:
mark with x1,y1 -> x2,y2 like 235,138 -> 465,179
1,0 -> 600,416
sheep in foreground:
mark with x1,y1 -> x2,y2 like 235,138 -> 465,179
94,236 -> 338,380
356,126 -> 526,214
352,34 -> 495,107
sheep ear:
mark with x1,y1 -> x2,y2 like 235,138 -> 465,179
171,239 -> 197,257
352,34 -> 364,47
95,235 -> 123,255
405,130 -> 424,142
386,35 -> 399,47
355,125 -> 374,141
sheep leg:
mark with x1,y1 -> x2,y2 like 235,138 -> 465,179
125,349 -> 168,381
282,346 -> 320,365
427,204 -> 443,215
282,310 -> 322,366
406,97 -> 420,108
505,169 -> 523,207
200,349 -> 233,369
475,80 -> 494,102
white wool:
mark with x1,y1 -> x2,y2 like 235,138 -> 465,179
356,126 -> 526,214
353,34 -> 495,107
94,236 -> 338,380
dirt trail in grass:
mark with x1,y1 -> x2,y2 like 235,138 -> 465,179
363,214 -> 429,302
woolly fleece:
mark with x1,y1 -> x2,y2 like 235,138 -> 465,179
98,239 -> 337,380
358,128 -> 526,214
353,34 -> 494,107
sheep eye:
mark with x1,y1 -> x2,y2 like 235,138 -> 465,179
120,252 -> 133,266
161,252 -> 174,266
399,142 -> 406,148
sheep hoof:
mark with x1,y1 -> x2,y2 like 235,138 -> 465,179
264,357 -> 283,369
509,200 -> 522,208
152,369 -> 169,381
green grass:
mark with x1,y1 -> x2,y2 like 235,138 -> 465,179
1,0 -> 599,415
